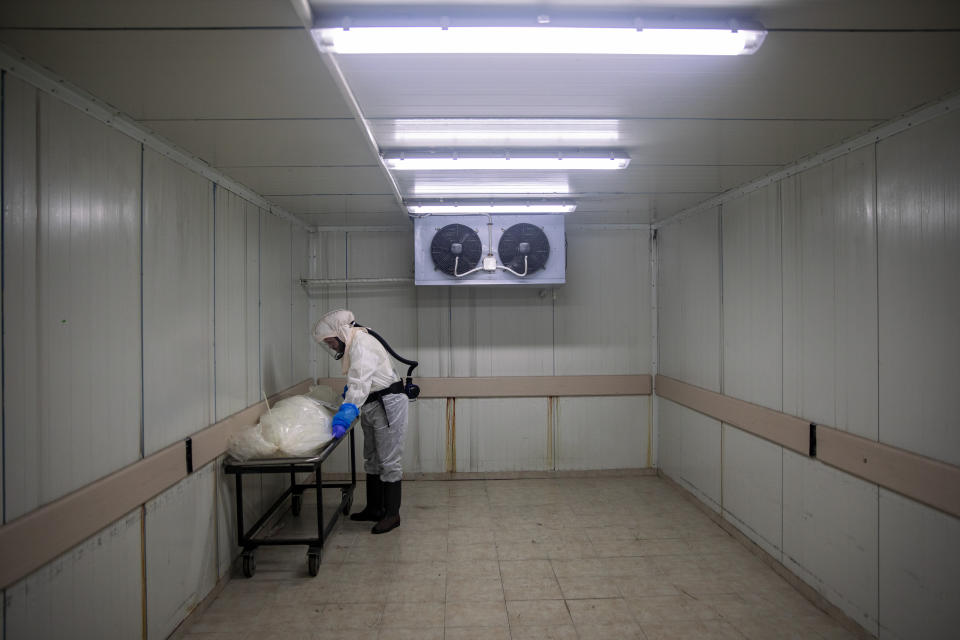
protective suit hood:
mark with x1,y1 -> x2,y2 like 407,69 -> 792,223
313,309 -> 356,345
313,308 -> 370,375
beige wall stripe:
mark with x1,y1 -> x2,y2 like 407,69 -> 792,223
0,379 -> 312,590
317,374 -> 653,398
655,374 -> 960,518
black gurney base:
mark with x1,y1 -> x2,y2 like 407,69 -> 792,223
223,425 -> 357,577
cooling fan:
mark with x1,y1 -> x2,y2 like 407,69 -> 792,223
498,223 -> 550,275
430,223 -> 482,276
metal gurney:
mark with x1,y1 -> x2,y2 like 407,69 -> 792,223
223,423 -> 356,577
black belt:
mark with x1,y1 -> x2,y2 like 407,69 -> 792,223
364,381 -> 405,406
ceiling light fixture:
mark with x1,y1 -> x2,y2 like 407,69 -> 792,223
384,151 -> 630,171
407,201 -> 577,215
413,181 -> 570,196
393,119 -> 620,144
314,26 -> 765,56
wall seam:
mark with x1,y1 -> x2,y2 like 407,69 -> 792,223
212,183 -> 217,422
288,221 -> 292,386
140,504 -> 147,640
718,205 -> 725,513
649,227 -> 658,468
779,178 -> 785,555
139,144 -> 145,459
1,69 -> 6,527
873,138 -> 881,635
1,68 -> 6,640
258,209 -> 262,396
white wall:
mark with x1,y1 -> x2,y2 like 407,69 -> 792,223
1,74 -> 312,639
656,107 -> 960,638
310,225 -> 653,475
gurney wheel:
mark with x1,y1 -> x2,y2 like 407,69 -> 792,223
291,494 -> 302,516
242,552 -> 256,578
341,490 -> 353,516
307,551 -> 320,577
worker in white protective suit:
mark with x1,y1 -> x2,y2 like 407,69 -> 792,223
313,309 -> 408,534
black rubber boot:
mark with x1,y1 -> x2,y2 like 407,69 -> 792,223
351,474 -> 385,522
372,480 -> 401,534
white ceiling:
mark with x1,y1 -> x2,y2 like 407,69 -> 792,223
1,0 -> 959,227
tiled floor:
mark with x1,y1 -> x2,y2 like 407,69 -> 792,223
185,477 -> 860,639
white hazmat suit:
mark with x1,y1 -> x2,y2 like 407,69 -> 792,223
313,309 -> 408,534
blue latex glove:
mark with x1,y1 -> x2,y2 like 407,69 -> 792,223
341,384 -> 348,399
331,403 -> 358,439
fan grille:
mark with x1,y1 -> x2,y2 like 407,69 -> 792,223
430,223 -> 482,276
498,223 -> 550,274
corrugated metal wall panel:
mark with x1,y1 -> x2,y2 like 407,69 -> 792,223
346,230 -> 418,361
657,209 -> 722,392
878,111 -> 960,466
416,287 -> 452,378
878,489 -> 960,639
556,396 -> 649,470
450,287 -> 555,377
309,231 -> 347,380
721,424 -> 783,559
782,146 -> 878,440
215,188 -> 258,420
782,451 -> 879,634
214,457 -> 266,579
658,398 -> 721,511
2,75 -> 38,524
555,229 -> 650,375
244,200 -> 262,404
4,510 -> 142,639
5,90 -> 142,520
455,398 -> 549,472
145,462 -> 217,640
412,399 -> 447,473
142,149 -> 215,455
721,185 -> 782,409
260,212 -> 294,396
291,229 -> 311,384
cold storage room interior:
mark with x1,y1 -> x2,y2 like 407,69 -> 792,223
0,1 -> 958,639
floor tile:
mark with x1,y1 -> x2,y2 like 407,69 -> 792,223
380,601 -> 444,628
376,628 -> 443,640
445,576 -> 505,602
447,527 -> 496,546
566,598 -> 635,626
508,625 -> 579,640
557,575 -> 622,599
627,594 -> 720,624
318,603 -> 385,629
444,600 -> 509,628
502,575 -> 564,601
507,599 -> 573,627
640,619 -> 745,640
447,541 -> 498,562
443,626 -> 511,640
574,622 -> 647,639
499,559 -> 555,578
446,559 -> 502,580
614,575 -> 681,599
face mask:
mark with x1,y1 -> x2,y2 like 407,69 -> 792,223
320,337 -> 346,360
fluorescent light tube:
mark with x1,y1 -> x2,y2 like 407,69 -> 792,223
315,27 -> 765,56
397,130 -> 619,143
414,181 -> 570,196
391,120 -> 620,145
385,154 -> 629,171
407,202 -> 576,214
